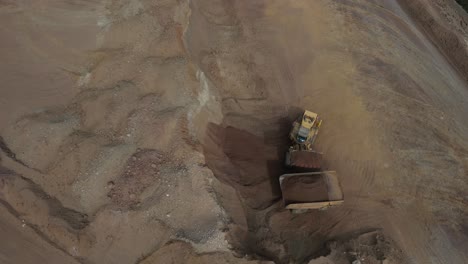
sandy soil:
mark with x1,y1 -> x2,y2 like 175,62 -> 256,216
1,0 -> 468,264
0,0 -> 101,131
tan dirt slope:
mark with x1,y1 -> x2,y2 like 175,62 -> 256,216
0,0 -> 468,264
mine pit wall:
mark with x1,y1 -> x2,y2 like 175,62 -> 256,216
335,0 -> 468,263
329,0 -> 468,262
0,0 -> 468,263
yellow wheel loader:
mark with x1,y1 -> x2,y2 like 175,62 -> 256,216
280,110 -> 344,210
285,110 -> 323,169
289,110 -> 321,149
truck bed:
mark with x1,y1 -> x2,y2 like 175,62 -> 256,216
279,171 -> 344,209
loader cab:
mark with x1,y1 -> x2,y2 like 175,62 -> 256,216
297,126 -> 310,143
296,111 -> 318,143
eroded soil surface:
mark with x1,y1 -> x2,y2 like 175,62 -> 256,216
1,0 -> 468,264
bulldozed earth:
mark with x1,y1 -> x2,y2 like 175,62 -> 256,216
1,0 -> 468,263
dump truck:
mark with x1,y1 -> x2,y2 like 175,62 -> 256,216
280,110 -> 344,210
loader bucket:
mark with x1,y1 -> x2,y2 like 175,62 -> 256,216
285,149 -> 323,170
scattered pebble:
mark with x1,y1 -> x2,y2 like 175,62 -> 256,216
107,181 -> 115,189
151,164 -> 157,168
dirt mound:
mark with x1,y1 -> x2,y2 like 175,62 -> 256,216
280,175 -> 329,204
140,240 -> 273,264
308,230 -> 406,264
107,149 -> 166,208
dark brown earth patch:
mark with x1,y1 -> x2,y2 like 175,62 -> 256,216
108,149 -> 167,209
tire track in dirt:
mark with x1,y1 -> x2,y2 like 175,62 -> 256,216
0,136 -> 42,173
0,168 -> 87,263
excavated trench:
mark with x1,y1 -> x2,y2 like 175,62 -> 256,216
187,0 -> 468,263
184,1 -> 330,262
186,0 -> 395,262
